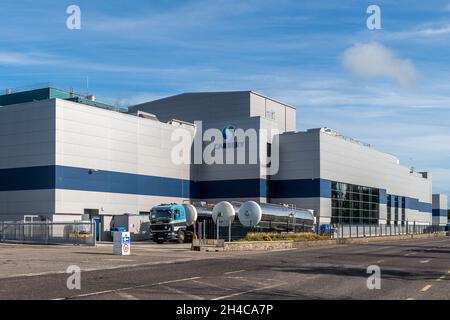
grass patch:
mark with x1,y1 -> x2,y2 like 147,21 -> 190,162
240,232 -> 328,242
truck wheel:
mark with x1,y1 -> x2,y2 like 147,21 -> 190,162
177,230 -> 186,244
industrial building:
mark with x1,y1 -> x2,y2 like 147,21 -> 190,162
0,87 -> 447,235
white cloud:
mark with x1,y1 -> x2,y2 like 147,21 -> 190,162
342,42 -> 418,88
390,25 -> 450,39
0,52 -> 53,66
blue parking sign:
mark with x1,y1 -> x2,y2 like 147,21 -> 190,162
122,236 -> 130,244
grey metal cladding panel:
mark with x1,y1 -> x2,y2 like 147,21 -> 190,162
273,131 -> 320,180
193,116 -> 262,131
130,92 -> 251,123
193,163 -> 261,181
433,194 -> 448,209
0,100 -> 56,169
0,190 -> 55,215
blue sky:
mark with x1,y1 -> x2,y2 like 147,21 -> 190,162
1,1 -> 449,199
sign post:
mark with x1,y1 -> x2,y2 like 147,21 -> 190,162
113,231 -> 131,255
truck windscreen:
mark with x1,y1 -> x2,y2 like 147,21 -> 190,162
150,210 -> 172,220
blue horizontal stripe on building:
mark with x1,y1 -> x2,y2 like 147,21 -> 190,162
268,179 -> 331,198
0,165 -> 55,191
386,194 -> 433,214
0,166 -> 433,212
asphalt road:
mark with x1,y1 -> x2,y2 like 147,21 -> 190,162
0,237 -> 449,300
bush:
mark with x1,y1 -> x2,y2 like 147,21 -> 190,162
240,232 -> 328,242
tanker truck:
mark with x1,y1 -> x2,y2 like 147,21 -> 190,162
149,204 -> 194,244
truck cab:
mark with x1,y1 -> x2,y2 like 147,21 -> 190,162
149,204 -> 193,244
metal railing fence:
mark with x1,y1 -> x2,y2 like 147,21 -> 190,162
0,221 -> 96,246
325,223 -> 446,240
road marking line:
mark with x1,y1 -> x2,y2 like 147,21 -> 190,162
1,258 -> 203,280
191,280 -> 234,291
224,270 -> 246,275
164,285 -> 203,300
406,298 -> 415,300
53,276 -> 201,300
103,259 -> 135,262
436,275 -> 446,282
404,252 -> 417,256
115,291 -> 139,300
419,260 -> 431,264
212,283 -> 285,300
226,276 -> 270,286
420,285 -> 432,293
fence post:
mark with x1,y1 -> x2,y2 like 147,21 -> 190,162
216,220 -> 220,245
93,222 -> 96,246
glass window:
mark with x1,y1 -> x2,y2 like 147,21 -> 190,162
331,181 -> 380,224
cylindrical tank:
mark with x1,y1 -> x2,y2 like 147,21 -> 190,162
238,201 -> 262,227
192,201 -> 315,232
212,201 -> 236,225
256,203 -> 314,232
182,204 -> 198,226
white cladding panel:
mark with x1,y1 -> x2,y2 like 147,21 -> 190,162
249,93 -> 296,133
55,99 -> 192,180
272,130 -> 432,224
319,132 -> 432,205
55,189 -> 187,216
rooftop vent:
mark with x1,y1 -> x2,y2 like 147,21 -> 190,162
137,111 -> 159,121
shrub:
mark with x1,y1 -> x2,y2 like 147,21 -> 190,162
240,232 -> 328,242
